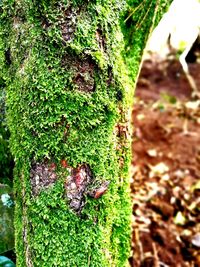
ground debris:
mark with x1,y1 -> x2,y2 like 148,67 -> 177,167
131,58 -> 200,267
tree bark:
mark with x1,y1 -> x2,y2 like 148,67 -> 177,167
0,0 -> 169,266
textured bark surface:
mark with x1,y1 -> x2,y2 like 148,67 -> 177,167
0,0 -> 169,266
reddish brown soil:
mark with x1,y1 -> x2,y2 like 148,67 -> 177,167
130,59 -> 200,267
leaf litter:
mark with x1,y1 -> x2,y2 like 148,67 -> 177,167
130,57 -> 200,267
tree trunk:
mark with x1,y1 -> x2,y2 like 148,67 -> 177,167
0,0 -> 169,266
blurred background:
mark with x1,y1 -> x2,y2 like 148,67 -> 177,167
130,0 -> 200,266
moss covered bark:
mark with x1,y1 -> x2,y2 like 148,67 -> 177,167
0,0 -> 169,266
123,0 -> 170,85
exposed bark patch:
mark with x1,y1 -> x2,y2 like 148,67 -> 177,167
30,162 -> 57,196
64,164 -> 110,214
60,3 -> 90,43
115,122 -> 130,142
64,164 -> 92,214
87,181 -> 110,199
74,59 -> 95,92
61,6 -> 80,42
62,54 -> 96,92
40,5 -> 81,43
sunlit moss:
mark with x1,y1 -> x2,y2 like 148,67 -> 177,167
0,0 -> 169,266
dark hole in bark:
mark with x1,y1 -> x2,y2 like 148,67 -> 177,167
75,74 -> 85,83
107,65 -> 113,86
31,130 -> 38,137
41,16 -> 51,29
30,161 -> 57,196
5,49 -> 12,65
116,90 -> 123,101
96,26 -> 107,52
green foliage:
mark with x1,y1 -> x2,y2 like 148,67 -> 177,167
121,0 -> 171,84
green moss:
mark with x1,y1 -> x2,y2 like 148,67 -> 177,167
121,0 -> 171,88
0,0 -> 169,266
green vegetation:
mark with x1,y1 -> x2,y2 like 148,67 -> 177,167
122,0 -> 170,86
0,0 -> 170,266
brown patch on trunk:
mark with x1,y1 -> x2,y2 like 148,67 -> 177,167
64,163 -> 110,214
40,5 -> 81,43
64,164 -> 92,214
96,26 -> 106,52
87,181 -> 110,199
60,6 -> 80,42
62,54 -> 96,92
40,4 -> 89,44
60,4 -> 90,43
115,122 -> 130,140
30,161 -> 57,196
74,59 -> 95,92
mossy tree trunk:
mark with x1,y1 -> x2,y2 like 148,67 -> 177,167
0,0 -> 169,266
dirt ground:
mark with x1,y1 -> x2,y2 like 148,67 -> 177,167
130,58 -> 200,267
